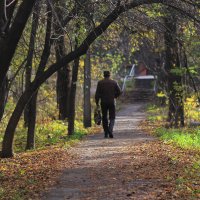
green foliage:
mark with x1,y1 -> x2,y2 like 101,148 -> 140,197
35,120 -> 67,147
147,102 -> 200,150
125,79 -> 135,91
156,91 -> 166,98
12,189 -> 27,200
170,68 -> 186,76
155,128 -> 200,150
146,104 -> 166,121
0,187 -> 4,199
188,66 -> 199,75
0,120 -> 90,153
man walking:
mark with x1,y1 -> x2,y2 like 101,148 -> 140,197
95,71 -> 122,138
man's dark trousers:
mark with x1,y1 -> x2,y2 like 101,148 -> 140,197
101,102 -> 115,137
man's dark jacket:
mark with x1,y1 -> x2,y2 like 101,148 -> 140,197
95,78 -> 122,105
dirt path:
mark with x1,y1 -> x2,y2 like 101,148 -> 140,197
43,103 -> 176,200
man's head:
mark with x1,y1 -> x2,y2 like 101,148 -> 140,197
103,70 -> 110,78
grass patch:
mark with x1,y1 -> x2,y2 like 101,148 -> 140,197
146,103 -> 200,151
0,120 -> 98,153
155,128 -> 200,150
146,104 -> 166,122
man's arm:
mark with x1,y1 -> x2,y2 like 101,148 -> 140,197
95,82 -> 101,106
115,82 -> 122,98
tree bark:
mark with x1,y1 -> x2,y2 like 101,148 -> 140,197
164,11 -> 184,127
54,0 -> 71,120
25,92 -> 37,150
0,0 -> 18,121
25,2 -> 52,150
0,77 -> 8,121
0,0 -> 36,89
0,0 -> 18,35
68,56 -> 80,135
24,2 -> 40,127
83,49 -> 91,128
56,64 -> 71,120
1,89 -> 33,157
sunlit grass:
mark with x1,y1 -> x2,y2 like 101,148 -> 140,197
0,119 -> 97,153
147,100 -> 200,150
156,128 -> 200,150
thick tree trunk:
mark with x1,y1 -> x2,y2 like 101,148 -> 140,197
56,65 -> 71,120
55,35 -> 71,120
68,56 -> 80,135
0,1 -> 6,35
83,50 -> 91,128
1,89 -> 33,158
0,0 -> 18,35
164,12 -> 184,127
26,92 -> 37,150
0,0 -> 18,120
0,0 -> 36,89
54,0 -> 71,120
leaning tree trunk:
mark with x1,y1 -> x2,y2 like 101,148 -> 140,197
83,49 -> 92,128
164,11 -> 184,127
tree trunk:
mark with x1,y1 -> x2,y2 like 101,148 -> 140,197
54,0 -> 71,120
26,92 -> 37,150
68,56 -> 80,135
0,0 -> 36,89
0,0 -> 18,120
25,1 -> 52,150
24,2 -> 40,127
1,89 -> 33,158
56,65 -> 71,120
55,32 -> 71,120
0,0 -> 18,35
0,77 -> 8,121
164,12 -> 184,127
83,49 -> 91,128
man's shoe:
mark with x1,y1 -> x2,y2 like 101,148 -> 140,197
104,133 -> 108,138
109,134 -> 113,138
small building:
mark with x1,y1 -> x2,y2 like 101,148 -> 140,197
134,75 -> 156,90
134,62 -> 156,90
122,63 -> 157,92
135,62 -> 148,76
